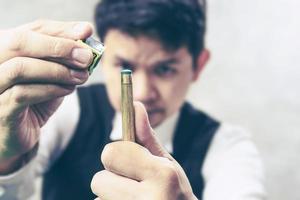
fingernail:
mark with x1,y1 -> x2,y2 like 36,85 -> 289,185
73,23 -> 89,35
72,48 -> 93,66
70,70 -> 88,81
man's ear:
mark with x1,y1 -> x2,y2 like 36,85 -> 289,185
192,49 -> 210,81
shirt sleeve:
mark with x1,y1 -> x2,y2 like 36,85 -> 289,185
0,90 -> 80,200
202,123 -> 267,200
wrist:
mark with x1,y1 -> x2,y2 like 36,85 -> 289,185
0,155 -> 24,175
0,143 -> 38,175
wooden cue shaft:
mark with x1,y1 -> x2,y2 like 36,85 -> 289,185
121,69 -> 136,142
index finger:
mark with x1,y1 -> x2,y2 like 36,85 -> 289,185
0,30 -> 93,68
20,19 -> 93,40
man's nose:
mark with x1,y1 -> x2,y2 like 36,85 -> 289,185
133,72 -> 157,103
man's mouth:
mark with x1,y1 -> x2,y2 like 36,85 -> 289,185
146,108 -> 164,116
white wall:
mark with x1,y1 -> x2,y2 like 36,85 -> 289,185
0,0 -> 299,200
197,1 -> 300,200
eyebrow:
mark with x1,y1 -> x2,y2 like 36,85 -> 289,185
116,56 -> 180,69
153,58 -> 179,67
115,56 -> 136,69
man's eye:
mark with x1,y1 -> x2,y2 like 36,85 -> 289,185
121,65 -> 132,71
120,63 -> 134,72
154,65 -> 177,77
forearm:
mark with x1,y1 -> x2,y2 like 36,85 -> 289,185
0,128 -> 22,174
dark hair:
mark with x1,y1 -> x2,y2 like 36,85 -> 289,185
95,0 -> 206,66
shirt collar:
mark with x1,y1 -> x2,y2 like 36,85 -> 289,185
110,112 -> 179,153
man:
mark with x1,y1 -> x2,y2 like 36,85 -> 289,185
0,0 -> 266,199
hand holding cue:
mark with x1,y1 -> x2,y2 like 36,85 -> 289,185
121,69 -> 136,142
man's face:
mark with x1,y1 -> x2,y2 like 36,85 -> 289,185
101,29 -> 204,127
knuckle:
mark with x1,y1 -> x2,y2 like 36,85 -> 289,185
160,163 -> 180,184
6,57 -> 26,83
52,39 -> 64,57
43,84 -> 54,94
30,19 -> 67,37
42,85 -> 61,99
51,63 -> 68,81
51,38 -> 71,58
7,29 -> 28,53
31,19 -> 48,30
10,85 -> 27,104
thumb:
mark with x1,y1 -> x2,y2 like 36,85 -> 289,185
134,101 -> 173,160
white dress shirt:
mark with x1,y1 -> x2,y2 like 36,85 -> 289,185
0,90 -> 266,200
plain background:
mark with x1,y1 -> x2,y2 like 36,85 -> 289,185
0,0 -> 299,200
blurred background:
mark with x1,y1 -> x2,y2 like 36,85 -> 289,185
0,0 -> 299,199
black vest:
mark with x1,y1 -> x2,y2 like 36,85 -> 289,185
42,84 -> 220,200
